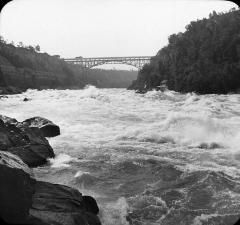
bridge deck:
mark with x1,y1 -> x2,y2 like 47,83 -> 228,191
63,56 -> 153,69
64,56 -> 152,61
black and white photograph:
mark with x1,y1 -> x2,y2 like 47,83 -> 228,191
0,0 -> 240,224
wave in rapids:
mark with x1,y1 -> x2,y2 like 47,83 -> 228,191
49,153 -> 78,168
116,111 -> 239,150
2,86 -> 240,225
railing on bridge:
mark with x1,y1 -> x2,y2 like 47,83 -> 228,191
63,56 -> 152,69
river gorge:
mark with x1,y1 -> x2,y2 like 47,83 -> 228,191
1,86 -> 240,225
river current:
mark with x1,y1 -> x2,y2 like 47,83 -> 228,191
1,86 -> 240,225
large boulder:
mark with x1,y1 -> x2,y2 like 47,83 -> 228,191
0,117 -> 54,167
31,181 -> 101,225
0,115 -> 18,124
0,151 -> 35,224
0,151 -> 101,225
22,117 -> 60,138
82,196 -> 99,215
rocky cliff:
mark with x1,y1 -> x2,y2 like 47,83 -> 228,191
0,44 -> 84,93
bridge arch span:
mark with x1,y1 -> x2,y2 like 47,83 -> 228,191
63,56 -> 152,69
88,61 -> 143,69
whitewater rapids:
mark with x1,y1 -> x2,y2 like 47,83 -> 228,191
1,86 -> 240,225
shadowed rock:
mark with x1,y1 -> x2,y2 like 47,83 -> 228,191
31,182 -> 101,225
0,115 -> 18,124
0,151 -> 35,224
82,196 -> 99,215
0,151 -> 101,225
0,117 -> 54,167
0,116 -> 101,224
23,97 -> 30,102
22,117 -> 60,137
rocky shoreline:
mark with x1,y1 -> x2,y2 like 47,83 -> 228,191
0,86 -> 26,95
0,115 -> 101,225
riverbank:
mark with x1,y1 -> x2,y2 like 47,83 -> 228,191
0,114 -> 101,225
0,86 -> 26,95
0,39 -> 137,93
129,8 -> 240,94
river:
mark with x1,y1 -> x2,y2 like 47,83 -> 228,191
1,86 -> 240,225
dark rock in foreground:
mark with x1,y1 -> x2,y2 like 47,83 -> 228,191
0,95 -> 8,99
0,151 -> 101,225
23,97 -> 30,101
22,117 -> 60,138
0,115 -> 101,224
0,116 -> 55,167
31,182 -> 101,225
0,151 -> 35,224
0,115 -> 18,124
82,196 -> 100,215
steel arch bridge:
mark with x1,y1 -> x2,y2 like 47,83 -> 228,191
63,56 -> 152,69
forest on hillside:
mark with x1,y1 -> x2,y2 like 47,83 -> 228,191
129,8 -> 240,94
0,38 -> 137,93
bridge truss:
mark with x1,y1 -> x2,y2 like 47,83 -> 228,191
63,56 -> 152,69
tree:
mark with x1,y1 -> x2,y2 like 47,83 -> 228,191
17,42 -> 24,47
35,45 -> 40,52
27,45 -> 35,52
0,36 -> 6,44
129,8 -> 240,94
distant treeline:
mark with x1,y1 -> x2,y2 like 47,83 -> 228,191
129,8 -> 240,94
0,37 -> 137,93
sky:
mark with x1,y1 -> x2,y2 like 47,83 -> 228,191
0,0 -> 238,70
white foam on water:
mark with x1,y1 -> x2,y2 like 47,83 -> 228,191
192,213 -> 239,225
193,214 -> 219,225
185,92 -> 200,104
116,109 -> 240,152
162,112 -> 240,150
1,88 -> 240,224
78,85 -> 110,102
144,89 -> 178,101
74,170 -> 90,178
100,197 -> 129,225
129,195 -> 167,209
49,153 -> 77,168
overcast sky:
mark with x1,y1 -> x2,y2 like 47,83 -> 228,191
0,0 -> 237,69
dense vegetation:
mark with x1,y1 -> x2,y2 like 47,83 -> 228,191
129,8 -> 240,94
0,38 -> 76,87
0,38 -> 137,93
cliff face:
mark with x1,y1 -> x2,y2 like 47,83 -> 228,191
129,8 -> 240,94
0,64 -> 74,90
0,44 -> 84,92
0,42 -> 137,93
